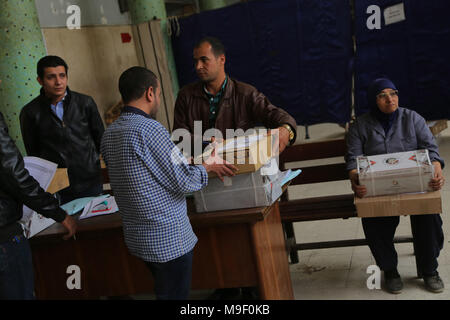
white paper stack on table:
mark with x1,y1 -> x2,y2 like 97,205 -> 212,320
19,157 -> 119,238
20,157 -> 59,238
79,195 -> 118,220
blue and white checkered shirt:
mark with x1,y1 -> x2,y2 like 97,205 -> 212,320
100,106 -> 208,263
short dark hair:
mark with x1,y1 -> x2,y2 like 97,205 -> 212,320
119,67 -> 159,104
194,36 -> 226,57
37,55 -> 68,79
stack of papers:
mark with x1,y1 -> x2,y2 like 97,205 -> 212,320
20,157 -> 58,238
61,194 -> 110,215
79,196 -> 119,220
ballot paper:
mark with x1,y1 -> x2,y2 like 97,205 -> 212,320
79,195 -> 119,220
20,157 -> 58,238
61,194 -> 110,215
280,169 -> 302,186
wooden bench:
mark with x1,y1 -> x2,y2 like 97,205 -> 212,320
278,138 -> 416,269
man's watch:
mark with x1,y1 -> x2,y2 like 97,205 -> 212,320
281,124 -> 295,143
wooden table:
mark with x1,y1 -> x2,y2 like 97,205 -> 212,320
29,199 -> 293,300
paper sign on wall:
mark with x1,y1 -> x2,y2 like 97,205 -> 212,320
384,3 -> 406,26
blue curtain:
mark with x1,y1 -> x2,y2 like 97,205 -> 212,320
354,0 -> 450,119
171,0 -> 353,126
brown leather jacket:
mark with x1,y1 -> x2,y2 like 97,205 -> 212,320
173,77 -> 297,142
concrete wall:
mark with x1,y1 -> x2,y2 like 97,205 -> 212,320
35,0 -> 131,27
42,25 -> 140,122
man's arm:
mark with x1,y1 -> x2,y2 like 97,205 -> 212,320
173,92 -> 191,133
19,107 -> 40,156
143,123 -> 236,193
1,113 -> 76,239
248,89 -> 297,152
173,92 -> 205,157
86,96 -> 105,153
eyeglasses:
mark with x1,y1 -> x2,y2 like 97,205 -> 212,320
376,90 -> 398,100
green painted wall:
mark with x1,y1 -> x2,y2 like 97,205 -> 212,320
0,0 -> 47,154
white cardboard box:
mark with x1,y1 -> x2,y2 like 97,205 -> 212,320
194,161 -> 283,213
194,133 -> 274,178
357,149 -> 434,197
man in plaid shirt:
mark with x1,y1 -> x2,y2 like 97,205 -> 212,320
101,67 -> 236,299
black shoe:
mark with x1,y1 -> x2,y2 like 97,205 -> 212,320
424,273 -> 445,293
384,269 -> 403,294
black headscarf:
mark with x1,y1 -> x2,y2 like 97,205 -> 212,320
367,78 -> 399,134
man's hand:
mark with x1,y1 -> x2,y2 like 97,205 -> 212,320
349,169 -> 367,198
277,126 -> 291,154
202,146 -> 238,181
267,127 -> 290,156
61,215 -> 77,240
429,161 -> 445,191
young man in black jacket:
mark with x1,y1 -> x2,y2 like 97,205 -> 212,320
1,79 -> 77,299
20,56 -> 105,204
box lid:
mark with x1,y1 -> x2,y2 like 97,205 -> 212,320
195,134 -> 273,177
357,149 -> 433,178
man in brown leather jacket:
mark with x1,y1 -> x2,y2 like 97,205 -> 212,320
173,36 -> 297,299
173,36 -> 297,157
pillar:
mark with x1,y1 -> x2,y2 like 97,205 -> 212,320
0,0 -> 47,154
199,0 -> 228,11
128,0 -> 179,96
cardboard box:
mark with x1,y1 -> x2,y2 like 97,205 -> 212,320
196,134 -> 274,177
194,164 -> 283,213
357,149 -> 434,197
354,191 -> 442,218
47,168 -> 69,194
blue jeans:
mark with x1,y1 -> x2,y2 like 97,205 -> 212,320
0,235 -> 35,300
145,250 -> 194,300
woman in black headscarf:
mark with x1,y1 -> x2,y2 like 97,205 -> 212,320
345,78 -> 445,294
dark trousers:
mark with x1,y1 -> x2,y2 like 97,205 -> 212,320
362,214 -> 444,275
0,235 -> 35,300
145,250 -> 194,300
59,183 -> 103,205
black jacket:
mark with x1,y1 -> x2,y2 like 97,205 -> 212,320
20,88 -> 105,194
0,112 -> 66,240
